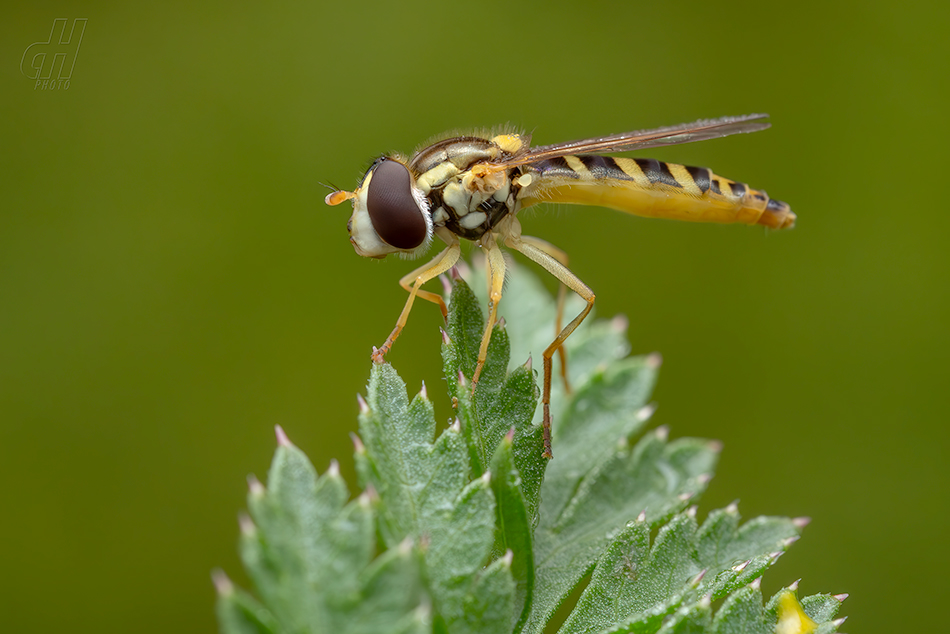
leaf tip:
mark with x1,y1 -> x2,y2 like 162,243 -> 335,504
788,578 -> 801,592
690,568 -> 707,586
398,536 -> 414,556
496,316 -> 506,330
646,352 -> 663,368
356,489 -> 373,507
655,425 -> 669,441
686,505 -> 698,519
356,393 -> 369,414
833,593 -> 850,603
707,438 -> 724,452
441,327 -> 451,345
350,432 -> 366,454
611,314 -> 629,332
502,549 -> 514,568
247,474 -> 265,497
833,616 -> 849,627
238,513 -> 257,537
479,471 -> 492,487
750,576 -> 762,590
440,273 -> 453,295
275,425 -> 293,448
211,569 -> 233,596
328,459 -> 341,478
412,602 -> 432,624
770,550 -> 785,563
726,499 -> 740,514
450,417 -> 461,433
636,403 -> 657,421
678,491 -> 694,503
697,473 -> 713,486
505,427 -> 516,443
457,370 -> 467,388
524,354 -> 532,371
782,535 -> 801,549
731,559 -> 751,572
792,516 -> 812,530
363,484 -> 379,504
420,381 -> 428,400
637,509 -> 647,523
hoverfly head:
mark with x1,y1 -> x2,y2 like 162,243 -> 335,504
326,157 -> 432,259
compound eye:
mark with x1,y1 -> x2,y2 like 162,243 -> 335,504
366,159 -> 427,250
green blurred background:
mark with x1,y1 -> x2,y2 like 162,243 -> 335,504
2,1 -> 946,632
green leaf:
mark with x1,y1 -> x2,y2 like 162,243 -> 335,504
767,585 -> 847,634
695,508 -> 802,599
559,504 -> 802,634
523,429 -> 718,634
442,276 -> 546,514
711,584 -> 771,634
219,434 -> 428,634
355,360 -> 514,633
489,431 -> 536,631
459,553 -> 517,634
355,365 -> 468,547
216,257 -> 846,634
655,598 -> 713,634
214,574 -> 277,634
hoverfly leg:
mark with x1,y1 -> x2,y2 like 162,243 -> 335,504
471,239 -> 506,391
505,235 -> 595,459
555,283 -> 571,393
373,243 -> 461,364
519,235 -> 575,394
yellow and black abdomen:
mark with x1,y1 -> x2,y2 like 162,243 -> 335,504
519,155 -> 795,230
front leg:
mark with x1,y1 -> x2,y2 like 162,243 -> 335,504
372,242 -> 461,364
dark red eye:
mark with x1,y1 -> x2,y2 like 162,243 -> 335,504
366,159 -> 427,249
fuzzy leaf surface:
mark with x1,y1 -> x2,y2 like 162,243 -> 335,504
355,360 -> 514,634
560,506 -> 803,634
217,439 -> 428,634
442,277 -> 546,514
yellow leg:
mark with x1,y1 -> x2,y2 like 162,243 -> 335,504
505,234 -> 595,459
471,240 -> 507,388
372,243 -> 461,364
556,284 -> 568,386
519,235 -> 572,394
398,258 -> 452,319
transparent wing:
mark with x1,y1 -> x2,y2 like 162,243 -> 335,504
487,114 -> 770,169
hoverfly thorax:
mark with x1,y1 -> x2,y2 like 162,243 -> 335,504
330,157 -> 433,260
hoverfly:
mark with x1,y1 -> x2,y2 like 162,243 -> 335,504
326,114 -> 795,458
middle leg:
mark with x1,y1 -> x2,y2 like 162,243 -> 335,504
471,238 -> 507,388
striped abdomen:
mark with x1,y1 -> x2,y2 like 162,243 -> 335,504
519,155 -> 795,229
